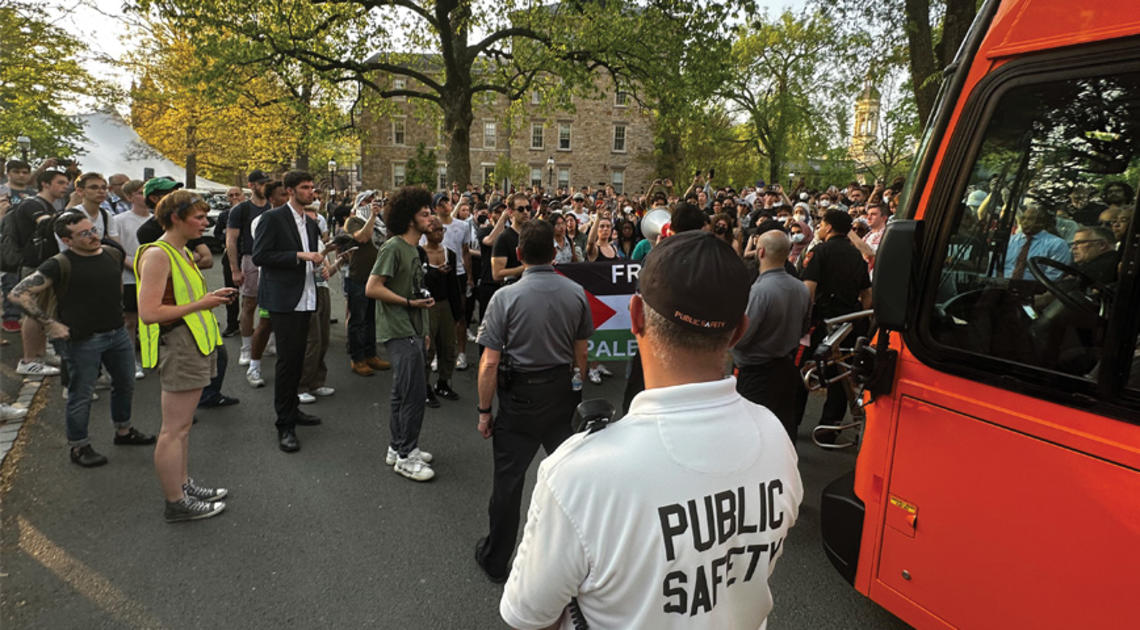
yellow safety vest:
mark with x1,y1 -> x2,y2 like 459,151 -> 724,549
134,240 -> 222,368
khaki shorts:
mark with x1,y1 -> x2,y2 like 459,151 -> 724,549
158,325 -> 217,392
240,255 -> 260,298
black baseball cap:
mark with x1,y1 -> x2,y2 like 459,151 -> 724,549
248,169 -> 270,184
639,231 -> 749,333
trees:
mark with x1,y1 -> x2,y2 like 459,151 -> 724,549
404,143 -> 438,189
133,0 -> 745,187
0,2 -> 103,160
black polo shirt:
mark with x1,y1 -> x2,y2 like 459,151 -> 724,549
801,235 -> 870,321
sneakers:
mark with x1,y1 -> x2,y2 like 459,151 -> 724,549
164,496 -> 226,523
0,403 -> 28,422
385,446 -> 433,466
596,364 -> 614,377
246,366 -> 265,388
434,381 -> 459,401
588,367 -> 603,385
456,354 -> 468,371
114,427 -> 157,445
425,388 -> 441,409
365,356 -> 391,371
466,329 -> 478,343
1,320 -> 20,333
313,386 -> 335,397
183,477 -> 227,501
70,445 -> 108,467
351,360 -> 375,376
16,359 -> 59,377
394,454 -> 435,482
298,392 -> 316,404
134,362 -> 145,380
95,373 -> 112,390
430,357 -> 438,372
42,349 -> 61,367
239,347 -> 252,366
221,324 -> 240,338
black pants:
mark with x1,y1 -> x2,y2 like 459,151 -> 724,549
737,356 -> 804,442
479,366 -> 579,577
198,344 -> 229,406
800,319 -> 867,427
269,310 -> 312,432
221,250 -> 239,329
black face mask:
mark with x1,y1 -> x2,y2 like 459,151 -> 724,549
714,224 -> 728,235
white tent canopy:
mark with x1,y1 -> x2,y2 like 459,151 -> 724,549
71,111 -> 229,191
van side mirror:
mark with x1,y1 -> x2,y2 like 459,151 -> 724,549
872,220 -> 924,331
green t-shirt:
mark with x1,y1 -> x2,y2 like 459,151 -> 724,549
371,236 -> 429,342
631,238 -> 653,261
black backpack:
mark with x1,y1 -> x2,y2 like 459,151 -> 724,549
27,197 -> 60,266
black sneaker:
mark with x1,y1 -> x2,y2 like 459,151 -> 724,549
164,496 -> 226,523
221,324 -> 240,338
70,445 -> 108,468
434,381 -> 460,401
425,389 -> 441,409
183,477 -> 228,501
113,427 -> 156,445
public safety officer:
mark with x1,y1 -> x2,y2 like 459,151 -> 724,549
500,231 -> 802,630
474,218 -> 593,584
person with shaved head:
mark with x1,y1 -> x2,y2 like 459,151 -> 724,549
732,229 -> 811,441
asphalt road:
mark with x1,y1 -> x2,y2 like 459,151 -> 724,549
0,264 -> 910,630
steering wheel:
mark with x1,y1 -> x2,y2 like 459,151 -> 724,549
1027,256 -> 1114,318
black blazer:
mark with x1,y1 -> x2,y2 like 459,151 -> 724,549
252,204 -> 321,313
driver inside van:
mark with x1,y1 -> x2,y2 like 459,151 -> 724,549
1004,200 -> 1071,281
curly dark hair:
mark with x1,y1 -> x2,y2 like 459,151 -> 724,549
384,186 -> 432,235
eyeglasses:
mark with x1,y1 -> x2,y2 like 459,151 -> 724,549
1070,239 -> 1106,248
513,205 -> 529,212
71,228 -> 97,239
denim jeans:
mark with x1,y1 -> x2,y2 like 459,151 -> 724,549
344,276 -> 377,361
58,327 -> 135,447
198,343 -> 229,406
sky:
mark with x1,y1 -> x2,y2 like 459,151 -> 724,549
54,0 -> 810,97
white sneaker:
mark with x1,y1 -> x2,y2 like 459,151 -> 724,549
588,368 -> 602,385
265,343 -> 276,357
298,392 -> 316,404
42,348 -> 61,367
596,364 -> 614,377
394,455 -> 435,481
466,329 -> 478,342
455,354 -> 468,371
385,446 -> 433,466
239,347 -> 251,366
246,366 -> 265,388
95,373 -> 112,390
134,362 -> 145,379
61,387 -> 98,401
313,387 -> 335,397
0,403 -> 28,422
16,359 -> 59,376
430,357 -> 438,372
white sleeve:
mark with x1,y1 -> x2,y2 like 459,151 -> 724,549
107,215 -> 121,239
500,472 -> 589,630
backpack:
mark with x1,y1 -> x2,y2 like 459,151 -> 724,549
28,198 -> 60,266
0,211 -> 21,271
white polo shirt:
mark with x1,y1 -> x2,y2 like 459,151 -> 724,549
501,377 -> 803,630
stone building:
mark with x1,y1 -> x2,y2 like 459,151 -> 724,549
359,70 -> 656,195
849,74 -> 881,165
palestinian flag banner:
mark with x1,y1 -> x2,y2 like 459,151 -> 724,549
556,261 -> 640,362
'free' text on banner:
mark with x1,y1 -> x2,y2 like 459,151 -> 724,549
556,261 -> 640,362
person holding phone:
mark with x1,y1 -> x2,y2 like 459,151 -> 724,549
136,190 -> 233,522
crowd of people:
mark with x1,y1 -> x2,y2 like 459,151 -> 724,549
2,153 -> 1133,628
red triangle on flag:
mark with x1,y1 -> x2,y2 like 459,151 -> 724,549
585,289 -> 617,330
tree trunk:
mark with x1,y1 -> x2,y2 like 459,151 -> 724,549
185,124 -> 197,188
443,93 -> 473,188
904,0 -> 938,129
938,0 -> 978,69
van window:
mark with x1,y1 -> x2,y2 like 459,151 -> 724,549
926,70 -> 1138,389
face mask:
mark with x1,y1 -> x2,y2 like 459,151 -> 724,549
714,224 -> 728,235
819,200 -> 831,208
772,201 -> 783,208
791,233 -> 805,243
794,213 -> 807,222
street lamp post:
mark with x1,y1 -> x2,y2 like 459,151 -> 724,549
328,159 -> 337,194
546,156 -> 554,190
16,135 -> 31,161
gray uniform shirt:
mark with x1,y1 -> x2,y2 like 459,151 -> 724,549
732,267 -> 811,366
477,265 -> 594,372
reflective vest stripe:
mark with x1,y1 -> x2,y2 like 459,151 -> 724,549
135,240 -> 222,369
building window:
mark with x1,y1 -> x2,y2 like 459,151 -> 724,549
611,170 -> 624,194
392,119 -> 406,146
438,164 -> 448,191
393,78 -> 407,101
558,123 -> 571,151
530,167 -> 542,187
484,121 -> 496,149
392,162 -> 406,187
530,122 -> 544,150
615,90 -> 630,107
557,167 -> 570,188
531,90 -> 541,105
613,124 -> 627,153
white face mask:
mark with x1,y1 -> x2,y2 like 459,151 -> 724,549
794,213 -> 807,222
791,233 -> 806,243
819,200 -> 831,208
772,201 -> 783,208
